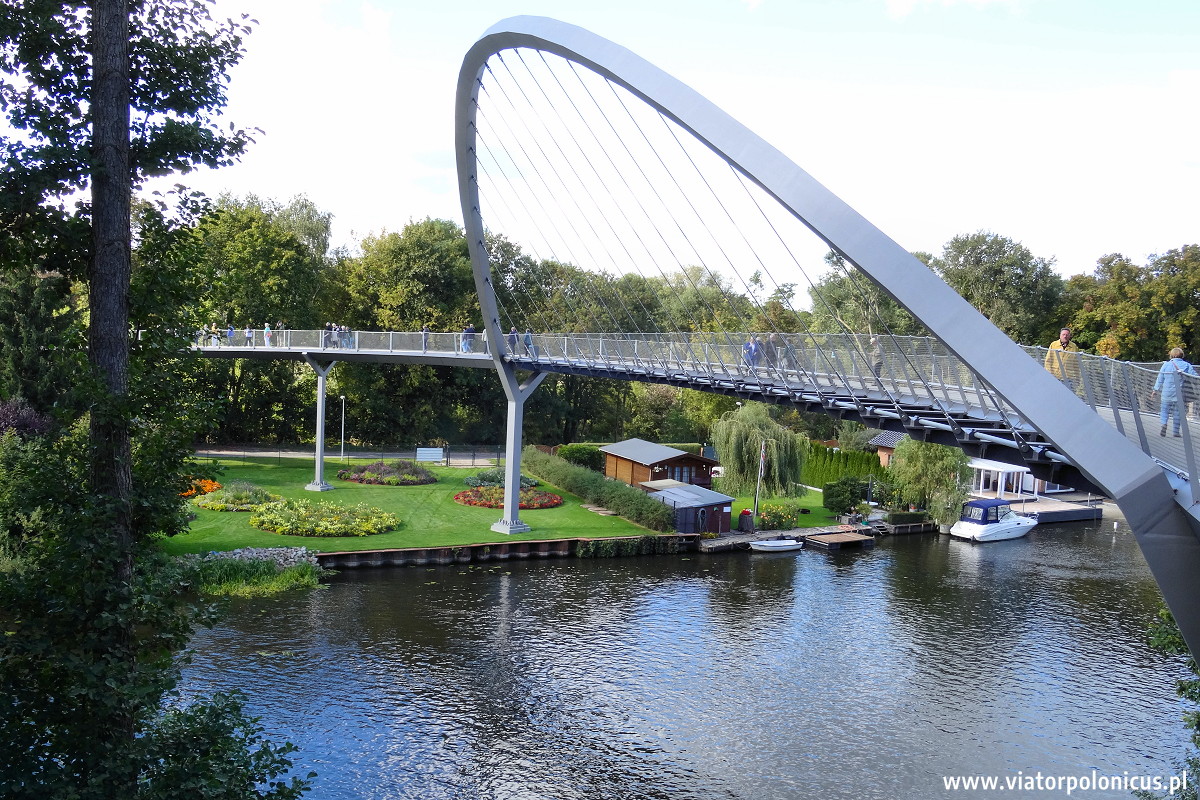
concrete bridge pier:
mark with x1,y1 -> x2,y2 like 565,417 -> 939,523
492,364 -> 547,534
304,355 -> 338,491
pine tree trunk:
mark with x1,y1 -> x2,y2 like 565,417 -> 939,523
89,0 -> 136,780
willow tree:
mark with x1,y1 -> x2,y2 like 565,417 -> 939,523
710,403 -> 806,497
888,438 -> 972,524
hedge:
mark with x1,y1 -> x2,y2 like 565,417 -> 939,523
556,443 -> 603,471
800,442 -> 887,488
521,446 -> 675,531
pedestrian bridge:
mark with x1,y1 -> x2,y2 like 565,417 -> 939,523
195,15 -> 1200,654
196,328 -> 1198,495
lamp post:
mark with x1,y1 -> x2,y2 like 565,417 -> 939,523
339,395 -> 346,462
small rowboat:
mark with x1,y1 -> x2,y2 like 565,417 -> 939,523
748,538 -> 804,553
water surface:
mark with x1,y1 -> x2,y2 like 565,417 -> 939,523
180,520 -> 1190,799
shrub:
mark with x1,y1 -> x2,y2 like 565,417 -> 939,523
194,481 -> 279,512
758,501 -> 803,530
463,467 -> 538,489
556,443 -> 603,471
337,459 -> 436,486
520,446 -> 674,531
250,499 -> 400,537
823,476 -> 865,515
453,486 -> 563,509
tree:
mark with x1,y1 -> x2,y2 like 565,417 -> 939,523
342,218 -> 476,331
625,383 -> 700,443
807,251 -> 923,336
836,420 -> 874,452
932,231 -> 1064,347
887,438 -> 971,524
0,2 -> 307,796
195,197 -> 330,328
710,403 -> 806,497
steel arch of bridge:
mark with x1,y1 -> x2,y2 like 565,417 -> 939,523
455,16 -> 1200,654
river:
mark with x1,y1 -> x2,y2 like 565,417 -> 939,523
179,519 -> 1191,799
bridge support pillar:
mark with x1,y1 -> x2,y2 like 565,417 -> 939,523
492,367 -> 547,534
303,356 -> 338,492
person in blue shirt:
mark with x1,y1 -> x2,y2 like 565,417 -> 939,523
1152,347 -> 1197,437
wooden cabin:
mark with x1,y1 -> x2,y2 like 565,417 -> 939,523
599,438 -> 718,490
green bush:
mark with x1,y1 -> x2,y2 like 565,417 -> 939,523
464,467 -> 538,488
521,447 -> 674,531
249,499 -> 400,537
823,476 -> 865,515
194,481 -> 280,512
556,443 -> 603,471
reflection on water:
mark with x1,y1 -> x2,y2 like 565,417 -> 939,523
180,520 -> 1189,799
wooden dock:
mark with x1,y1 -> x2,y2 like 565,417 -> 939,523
803,530 -> 876,550
697,524 -> 879,553
971,493 -> 1104,524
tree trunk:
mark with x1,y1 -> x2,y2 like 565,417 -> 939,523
89,0 -> 136,781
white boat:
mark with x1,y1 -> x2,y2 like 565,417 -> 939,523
748,538 -> 804,552
949,498 -> 1037,542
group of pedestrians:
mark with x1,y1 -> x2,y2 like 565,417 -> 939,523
506,326 -> 538,359
1044,326 -> 1198,439
741,333 -> 811,376
204,322 -> 286,348
322,322 -> 353,350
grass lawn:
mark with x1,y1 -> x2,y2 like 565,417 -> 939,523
719,486 -> 838,529
158,457 -> 653,556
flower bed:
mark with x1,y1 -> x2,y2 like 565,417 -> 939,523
337,459 -> 437,486
453,486 -> 563,510
194,481 -> 281,512
249,498 -> 400,537
180,478 -> 222,498
463,467 -> 538,489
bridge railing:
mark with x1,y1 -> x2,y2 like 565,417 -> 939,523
190,328 -> 1199,480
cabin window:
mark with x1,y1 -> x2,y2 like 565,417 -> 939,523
671,465 -> 693,483
963,504 -> 985,522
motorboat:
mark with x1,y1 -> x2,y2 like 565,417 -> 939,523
748,538 -> 804,552
949,498 -> 1037,542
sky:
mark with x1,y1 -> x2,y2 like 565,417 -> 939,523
168,0 -> 1200,277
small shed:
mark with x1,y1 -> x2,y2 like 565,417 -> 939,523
648,484 -> 735,534
868,430 -> 907,467
600,438 -> 718,489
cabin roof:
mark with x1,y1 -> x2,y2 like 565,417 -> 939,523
648,485 -> 735,509
600,438 -> 716,465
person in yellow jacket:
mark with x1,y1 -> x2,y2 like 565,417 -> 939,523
1044,327 -> 1081,390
